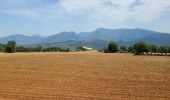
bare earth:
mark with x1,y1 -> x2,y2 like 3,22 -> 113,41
0,52 -> 170,100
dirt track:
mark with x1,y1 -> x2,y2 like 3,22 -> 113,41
0,52 -> 170,100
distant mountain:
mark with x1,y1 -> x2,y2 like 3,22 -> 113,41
43,32 -> 79,43
78,28 -> 157,41
0,28 -> 170,48
138,33 -> 170,45
0,34 -> 44,44
41,28 -> 165,44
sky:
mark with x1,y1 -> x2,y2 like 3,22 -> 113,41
0,0 -> 170,37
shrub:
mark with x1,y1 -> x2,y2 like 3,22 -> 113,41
120,45 -> 128,53
98,49 -> 104,53
158,46 -> 169,53
103,47 -> 109,53
128,46 -> 134,53
43,47 -> 69,52
168,46 -> 170,53
149,44 -> 158,53
0,44 -> 5,52
5,41 -> 16,53
16,46 -> 27,52
76,46 -> 86,51
107,41 -> 119,53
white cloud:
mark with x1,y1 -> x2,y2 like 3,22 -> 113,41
0,0 -> 170,30
56,0 -> 170,23
58,0 -> 133,20
130,0 -> 170,22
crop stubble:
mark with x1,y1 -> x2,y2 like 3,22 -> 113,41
0,52 -> 170,100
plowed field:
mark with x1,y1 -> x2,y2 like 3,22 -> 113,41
0,52 -> 170,100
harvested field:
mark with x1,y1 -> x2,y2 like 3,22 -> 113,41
0,52 -> 170,100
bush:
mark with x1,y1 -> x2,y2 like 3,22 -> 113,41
107,41 -> 119,53
0,44 -> 5,52
128,46 -> 134,53
16,45 -> 42,52
149,44 -> 158,53
15,45 -> 69,52
76,46 -> 86,51
120,45 -> 128,53
16,46 -> 27,52
43,47 -> 69,52
158,46 -> 169,53
98,49 -> 104,53
133,42 -> 150,55
35,45 -> 42,52
5,41 -> 16,53
103,47 -> 109,53
168,46 -> 170,53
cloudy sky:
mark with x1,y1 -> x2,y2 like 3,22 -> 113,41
0,0 -> 170,36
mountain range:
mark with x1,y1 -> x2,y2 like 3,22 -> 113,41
0,28 -> 170,49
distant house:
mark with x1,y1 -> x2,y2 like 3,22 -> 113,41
82,46 -> 93,51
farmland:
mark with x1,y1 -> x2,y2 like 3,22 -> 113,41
0,52 -> 170,100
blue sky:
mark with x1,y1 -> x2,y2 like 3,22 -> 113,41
0,0 -> 170,37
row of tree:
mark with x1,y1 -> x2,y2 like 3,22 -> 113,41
0,41 -> 70,53
104,41 -> 170,55
1,40 -> 170,55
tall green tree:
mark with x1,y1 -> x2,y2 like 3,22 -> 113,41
158,46 -> 169,53
5,41 -> 16,53
149,44 -> 158,53
133,42 -> 150,55
107,41 -> 119,53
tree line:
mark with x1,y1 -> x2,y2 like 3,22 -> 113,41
0,41 -> 70,53
103,41 -> 170,55
0,40 -> 170,55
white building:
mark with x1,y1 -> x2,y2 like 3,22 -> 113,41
82,47 -> 93,51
